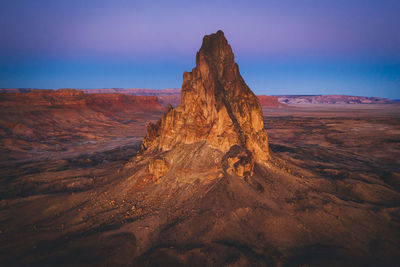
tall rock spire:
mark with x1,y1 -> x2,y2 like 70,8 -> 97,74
140,30 -> 269,162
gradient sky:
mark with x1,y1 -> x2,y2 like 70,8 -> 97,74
1,0 -> 399,98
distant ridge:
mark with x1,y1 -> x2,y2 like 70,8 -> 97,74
0,88 -> 180,96
1,89 -> 394,104
81,88 -> 180,96
275,94 -> 393,104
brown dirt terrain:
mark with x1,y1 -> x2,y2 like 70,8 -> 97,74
264,104 -> 400,192
0,102 -> 399,266
0,90 -> 165,197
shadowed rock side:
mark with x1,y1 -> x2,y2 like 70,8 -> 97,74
139,30 -> 269,163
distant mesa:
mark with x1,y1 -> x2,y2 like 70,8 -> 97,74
1,88 -> 393,106
275,94 -> 392,104
257,94 -> 286,107
81,88 -> 181,96
0,88 -> 165,111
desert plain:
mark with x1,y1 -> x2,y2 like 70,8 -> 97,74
0,90 -> 399,266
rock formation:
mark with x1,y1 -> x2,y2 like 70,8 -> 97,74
257,95 -> 286,108
139,31 -> 269,170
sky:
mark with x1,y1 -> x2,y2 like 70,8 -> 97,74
0,0 -> 399,98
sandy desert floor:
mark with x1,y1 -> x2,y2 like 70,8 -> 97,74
0,103 -> 399,266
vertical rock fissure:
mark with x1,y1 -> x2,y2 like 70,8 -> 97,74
215,82 -> 247,147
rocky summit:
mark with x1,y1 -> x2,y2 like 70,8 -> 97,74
139,30 -> 269,179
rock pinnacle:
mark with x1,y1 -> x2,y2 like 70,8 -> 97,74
140,30 -> 269,171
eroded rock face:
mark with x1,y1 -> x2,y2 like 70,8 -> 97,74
148,158 -> 169,180
140,30 -> 269,165
222,145 -> 254,178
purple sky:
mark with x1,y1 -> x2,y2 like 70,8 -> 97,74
1,0 -> 399,98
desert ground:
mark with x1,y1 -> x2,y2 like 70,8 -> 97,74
264,104 -> 400,192
0,98 -> 399,266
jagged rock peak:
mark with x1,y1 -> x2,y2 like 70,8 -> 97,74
139,30 -> 269,163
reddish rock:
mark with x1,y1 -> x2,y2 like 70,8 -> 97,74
222,145 -> 254,178
140,30 -> 269,162
0,89 -> 165,111
86,94 -> 165,112
257,95 -> 286,107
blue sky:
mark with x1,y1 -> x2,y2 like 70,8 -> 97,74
1,0 -> 399,98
